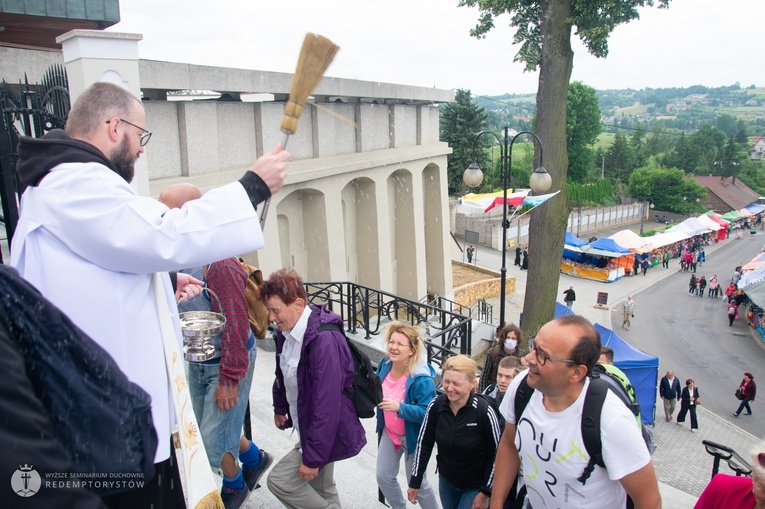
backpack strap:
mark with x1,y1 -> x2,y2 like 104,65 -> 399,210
315,323 -> 353,401
514,372 -> 535,422
577,376 -> 609,485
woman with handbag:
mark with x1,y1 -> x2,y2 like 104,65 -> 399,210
677,379 -> 701,432
734,372 -> 757,417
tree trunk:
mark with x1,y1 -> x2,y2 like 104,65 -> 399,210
521,0 -> 574,337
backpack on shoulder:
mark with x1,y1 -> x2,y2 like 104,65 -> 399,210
515,366 -> 655,487
316,323 -> 383,418
237,257 -> 271,339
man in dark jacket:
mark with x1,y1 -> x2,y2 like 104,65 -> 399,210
660,370 -> 682,422
563,286 -> 576,308
261,269 -> 366,508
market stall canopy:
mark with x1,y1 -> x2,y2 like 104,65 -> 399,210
594,323 -> 659,426
741,252 -> 765,272
667,218 -> 710,237
564,231 -> 588,248
739,208 -> 755,217
460,189 -> 516,212
705,212 -> 730,227
554,302 -> 576,317
721,210 -> 747,221
590,238 -> 630,253
483,190 -> 560,213
568,237 -> 632,258
608,230 -> 654,253
745,203 -> 765,215
740,258 -> 765,284
743,279 -> 765,309
644,230 -> 691,249
694,214 -> 722,231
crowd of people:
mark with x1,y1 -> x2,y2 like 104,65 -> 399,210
3,79 -> 762,509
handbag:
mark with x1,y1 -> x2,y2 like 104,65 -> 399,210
735,388 -> 745,400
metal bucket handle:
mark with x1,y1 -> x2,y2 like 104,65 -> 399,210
202,287 -> 225,319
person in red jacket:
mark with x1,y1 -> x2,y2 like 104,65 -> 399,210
734,372 -> 757,417
693,440 -> 765,509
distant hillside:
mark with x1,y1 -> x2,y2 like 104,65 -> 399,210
473,83 -> 765,136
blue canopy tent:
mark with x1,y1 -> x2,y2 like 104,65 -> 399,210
594,323 -> 659,425
589,237 -> 630,254
554,302 -> 576,317
565,231 -> 588,248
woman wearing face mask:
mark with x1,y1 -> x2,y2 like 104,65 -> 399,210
478,324 -> 527,393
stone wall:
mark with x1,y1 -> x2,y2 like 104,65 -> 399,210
453,275 -> 516,309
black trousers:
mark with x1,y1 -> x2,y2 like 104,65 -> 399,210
103,446 -> 186,509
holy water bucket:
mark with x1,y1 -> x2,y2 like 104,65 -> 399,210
179,288 -> 226,361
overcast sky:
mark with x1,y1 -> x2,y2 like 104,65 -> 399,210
110,0 -> 765,97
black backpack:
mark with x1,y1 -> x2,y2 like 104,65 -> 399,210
316,323 -> 383,418
513,369 -> 654,509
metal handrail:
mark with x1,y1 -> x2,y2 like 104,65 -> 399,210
304,281 -> 472,367
701,440 -> 752,479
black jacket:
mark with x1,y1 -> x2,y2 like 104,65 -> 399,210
410,393 -> 501,492
0,267 -> 106,507
660,375 -> 681,400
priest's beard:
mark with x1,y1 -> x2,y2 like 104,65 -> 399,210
110,136 -> 138,183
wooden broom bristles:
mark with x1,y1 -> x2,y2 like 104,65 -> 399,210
281,33 -> 340,135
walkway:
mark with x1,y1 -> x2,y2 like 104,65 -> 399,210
458,220 -> 763,505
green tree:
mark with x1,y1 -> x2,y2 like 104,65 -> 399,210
628,166 -> 707,214
666,132 -> 698,172
719,135 -> 748,181
630,126 -> 647,168
715,113 -> 739,137
689,125 -> 726,174
440,89 -> 489,195
645,124 -> 671,157
458,0 -> 670,335
607,132 -> 636,184
566,81 -> 602,182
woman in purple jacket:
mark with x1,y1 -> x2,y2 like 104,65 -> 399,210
261,268 -> 367,508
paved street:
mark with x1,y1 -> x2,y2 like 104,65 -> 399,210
458,220 -> 764,501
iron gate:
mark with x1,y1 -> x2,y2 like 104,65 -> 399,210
0,64 -> 70,262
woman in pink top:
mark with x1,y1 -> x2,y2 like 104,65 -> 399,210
375,322 -> 438,509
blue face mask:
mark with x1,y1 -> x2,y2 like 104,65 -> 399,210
504,339 -> 517,351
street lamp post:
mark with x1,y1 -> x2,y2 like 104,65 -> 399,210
463,128 -> 552,329
638,199 -> 655,236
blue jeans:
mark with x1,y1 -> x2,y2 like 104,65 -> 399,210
188,346 -> 256,471
438,475 -> 480,509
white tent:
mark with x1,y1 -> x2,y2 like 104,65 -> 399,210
695,214 -> 722,231
608,230 -> 654,253
667,218 -> 710,237
645,230 -> 691,249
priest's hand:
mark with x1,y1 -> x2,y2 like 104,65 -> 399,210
251,145 -> 290,195
175,273 -> 203,303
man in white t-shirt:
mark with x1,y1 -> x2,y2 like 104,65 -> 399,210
490,315 -> 661,509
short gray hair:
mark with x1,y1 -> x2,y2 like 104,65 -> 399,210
65,82 -> 140,140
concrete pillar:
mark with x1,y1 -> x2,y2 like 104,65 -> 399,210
56,30 -> 150,197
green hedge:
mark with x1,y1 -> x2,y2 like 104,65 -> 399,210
567,180 -> 614,206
